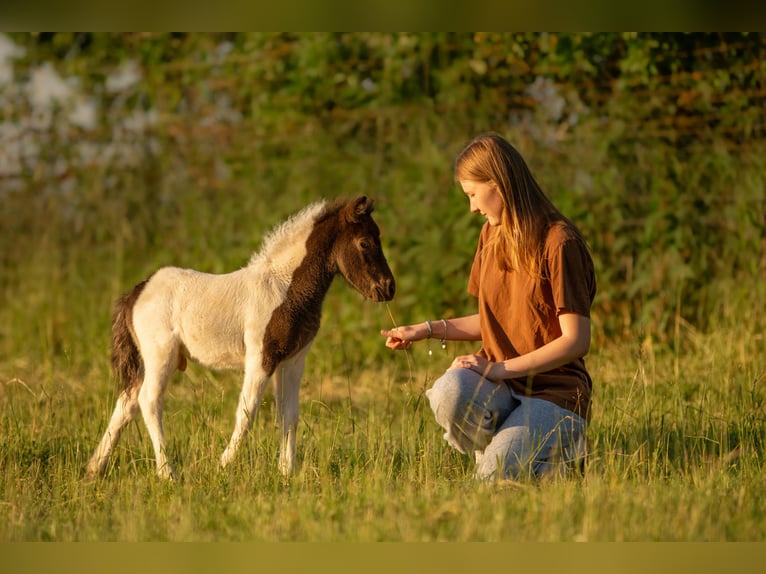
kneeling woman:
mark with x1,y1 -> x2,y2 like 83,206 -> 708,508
382,133 -> 596,480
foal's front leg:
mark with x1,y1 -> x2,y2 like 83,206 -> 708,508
274,345 -> 310,475
221,355 -> 271,469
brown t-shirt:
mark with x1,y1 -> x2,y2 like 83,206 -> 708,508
467,220 -> 596,419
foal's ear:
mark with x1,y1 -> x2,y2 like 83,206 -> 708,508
346,195 -> 375,221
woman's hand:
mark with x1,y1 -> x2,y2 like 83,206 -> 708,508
449,354 -> 502,381
380,324 -> 426,350
445,313 -> 591,382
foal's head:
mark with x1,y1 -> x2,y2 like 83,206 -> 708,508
332,196 -> 396,302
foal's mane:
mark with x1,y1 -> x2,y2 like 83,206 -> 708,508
248,199 -> 352,267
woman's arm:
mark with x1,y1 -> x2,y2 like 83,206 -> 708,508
381,314 -> 482,350
451,313 -> 591,380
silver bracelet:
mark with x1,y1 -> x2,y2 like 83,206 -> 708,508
426,319 -> 446,356
440,319 -> 448,350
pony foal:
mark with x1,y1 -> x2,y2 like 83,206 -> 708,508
87,196 -> 395,480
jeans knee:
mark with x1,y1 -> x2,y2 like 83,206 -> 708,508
425,371 -> 465,422
426,370 -> 513,455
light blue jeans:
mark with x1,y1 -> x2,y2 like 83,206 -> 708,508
425,368 -> 587,480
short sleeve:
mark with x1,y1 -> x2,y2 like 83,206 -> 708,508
546,234 -> 596,317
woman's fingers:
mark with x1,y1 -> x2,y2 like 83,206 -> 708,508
380,329 -> 413,350
450,354 -> 481,370
388,338 -> 412,350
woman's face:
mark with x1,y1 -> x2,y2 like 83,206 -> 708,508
460,179 -> 505,226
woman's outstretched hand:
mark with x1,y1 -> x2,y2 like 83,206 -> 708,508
380,324 -> 425,350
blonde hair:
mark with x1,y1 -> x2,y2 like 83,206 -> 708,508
455,133 -> 566,277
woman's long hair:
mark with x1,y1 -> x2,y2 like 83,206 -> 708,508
455,133 -> 572,277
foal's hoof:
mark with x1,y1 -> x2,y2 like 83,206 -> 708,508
156,464 -> 178,481
220,449 -> 236,469
85,459 -> 105,480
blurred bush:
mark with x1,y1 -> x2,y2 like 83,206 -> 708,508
1,33 -> 764,373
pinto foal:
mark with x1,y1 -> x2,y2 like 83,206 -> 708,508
87,196 -> 395,480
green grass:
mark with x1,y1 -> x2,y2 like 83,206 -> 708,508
1,319 -> 765,541
2,140 -> 764,540
2,44 -> 765,540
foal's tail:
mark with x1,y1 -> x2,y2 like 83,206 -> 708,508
110,277 -> 151,395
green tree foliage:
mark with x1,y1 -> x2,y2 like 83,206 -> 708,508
1,33 -> 764,370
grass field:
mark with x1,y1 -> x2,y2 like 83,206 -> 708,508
2,144 -> 764,541
1,309 -> 765,541
2,146 -> 766,542
2,33 -> 766,540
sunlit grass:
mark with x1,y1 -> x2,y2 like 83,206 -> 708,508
1,172 -> 765,539
1,316 -> 765,540
2,33 -> 766,543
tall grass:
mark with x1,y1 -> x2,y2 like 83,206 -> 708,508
1,317 -> 765,541
3,178 -> 765,540
2,34 -> 765,540
2,134 -> 765,540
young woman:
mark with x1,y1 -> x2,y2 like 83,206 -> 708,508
381,133 -> 596,480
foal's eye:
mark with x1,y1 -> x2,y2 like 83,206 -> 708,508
359,239 -> 371,250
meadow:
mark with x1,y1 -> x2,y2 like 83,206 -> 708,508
1,309 -> 765,541
2,151 -> 764,540
1,33 -> 765,542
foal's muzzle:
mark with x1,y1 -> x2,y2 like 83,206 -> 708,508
372,277 -> 396,301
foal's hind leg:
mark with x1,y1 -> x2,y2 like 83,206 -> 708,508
221,354 -> 271,469
86,390 -> 140,478
273,345 -> 311,475
137,347 -> 180,480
